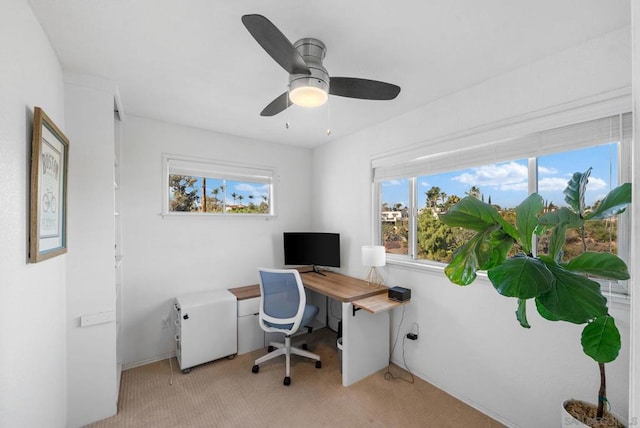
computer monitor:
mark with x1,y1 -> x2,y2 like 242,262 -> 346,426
283,232 -> 340,274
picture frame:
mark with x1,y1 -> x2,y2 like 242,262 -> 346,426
29,107 -> 69,263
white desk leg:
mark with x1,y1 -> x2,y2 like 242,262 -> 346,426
341,302 -> 390,386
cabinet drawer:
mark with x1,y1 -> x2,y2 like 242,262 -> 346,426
238,297 -> 260,317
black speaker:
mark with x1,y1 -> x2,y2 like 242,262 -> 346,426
388,286 -> 411,302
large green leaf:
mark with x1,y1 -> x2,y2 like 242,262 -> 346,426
547,223 -> 567,263
535,298 -> 561,321
535,260 -> 608,324
439,196 -> 517,238
581,315 -> 621,363
444,227 -> 513,285
516,299 -> 530,328
515,193 -> 543,254
537,207 -> 583,230
487,255 -> 554,299
563,168 -> 591,216
486,229 -> 516,269
584,183 -> 632,220
444,240 -> 482,286
562,252 -> 630,280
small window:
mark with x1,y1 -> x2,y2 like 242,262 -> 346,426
381,178 -> 409,255
163,155 -> 275,216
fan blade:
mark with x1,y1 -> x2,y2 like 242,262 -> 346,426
242,14 -> 310,75
329,77 -> 401,100
260,92 -> 291,117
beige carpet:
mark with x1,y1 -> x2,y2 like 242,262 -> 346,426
89,328 -> 503,427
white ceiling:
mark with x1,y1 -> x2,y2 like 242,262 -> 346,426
28,0 -> 630,148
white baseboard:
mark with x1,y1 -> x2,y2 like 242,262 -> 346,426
389,356 -> 516,428
122,351 -> 176,371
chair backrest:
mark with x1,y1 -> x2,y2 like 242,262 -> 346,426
257,268 -> 306,335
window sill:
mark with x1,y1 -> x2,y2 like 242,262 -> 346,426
385,255 -> 630,307
160,212 -> 276,220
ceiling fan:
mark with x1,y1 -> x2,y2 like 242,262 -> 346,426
241,14 -> 401,117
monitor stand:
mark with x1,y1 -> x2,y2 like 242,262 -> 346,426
300,265 -> 327,276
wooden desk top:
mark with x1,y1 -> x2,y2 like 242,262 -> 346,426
229,268 -> 406,314
296,268 -> 387,302
228,284 -> 260,301
352,294 -> 410,314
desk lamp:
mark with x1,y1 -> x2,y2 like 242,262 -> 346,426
362,245 -> 386,286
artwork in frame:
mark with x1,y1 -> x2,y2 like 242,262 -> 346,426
29,107 -> 69,263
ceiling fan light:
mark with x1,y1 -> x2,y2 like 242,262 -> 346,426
289,85 -> 328,107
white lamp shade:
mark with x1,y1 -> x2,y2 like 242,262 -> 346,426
289,85 -> 328,107
362,245 -> 386,267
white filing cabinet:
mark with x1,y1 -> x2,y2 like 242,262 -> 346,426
174,290 -> 237,372
237,297 -> 264,354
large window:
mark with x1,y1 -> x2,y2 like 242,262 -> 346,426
163,155 -> 275,216
374,113 -> 631,294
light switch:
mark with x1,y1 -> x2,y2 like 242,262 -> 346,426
80,311 -> 115,327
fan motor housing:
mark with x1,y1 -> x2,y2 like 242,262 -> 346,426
289,38 -> 329,96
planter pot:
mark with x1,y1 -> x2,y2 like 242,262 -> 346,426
562,399 -> 625,428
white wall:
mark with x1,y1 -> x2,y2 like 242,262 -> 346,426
64,75 -> 118,427
120,116 -> 313,366
630,3 -> 640,425
312,28 -> 633,428
0,0 -> 67,426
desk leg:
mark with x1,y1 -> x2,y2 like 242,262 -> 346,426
341,302 -> 390,386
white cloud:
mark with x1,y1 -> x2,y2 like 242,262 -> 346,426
383,179 -> 405,186
538,177 -> 570,192
235,183 -> 268,197
452,162 -> 528,190
538,175 -> 608,192
538,165 -> 558,175
587,177 -> 607,191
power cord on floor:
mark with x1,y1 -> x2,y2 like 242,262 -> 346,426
384,305 -> 415,384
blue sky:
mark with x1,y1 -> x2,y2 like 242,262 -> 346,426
173,177 -> 269,205
382,143 -> 618,210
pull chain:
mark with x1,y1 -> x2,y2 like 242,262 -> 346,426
285,89 -> 290,129
326,100 -> 332,136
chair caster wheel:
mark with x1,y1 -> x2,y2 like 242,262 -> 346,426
283,376 -> 291,386
251,365 -> 259,374
301,343 -> 308,350
268,346 -> 275,352
316,361 -> 321,369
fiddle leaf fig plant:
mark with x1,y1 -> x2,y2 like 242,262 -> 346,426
439,168 -> 631,421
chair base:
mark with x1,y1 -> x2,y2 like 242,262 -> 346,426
252,335 -> 321,383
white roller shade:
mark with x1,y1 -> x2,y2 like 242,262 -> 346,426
373,113 -> 631,182
167,157 -> 274,184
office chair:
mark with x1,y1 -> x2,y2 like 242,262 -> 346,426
251,268 -> 321,385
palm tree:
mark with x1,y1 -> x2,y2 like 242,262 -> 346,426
210,187 -> 220,211
426,186 -> 441,208
439,191 -> 447,206
466,186 -> 481,199
444,194 -> 461,210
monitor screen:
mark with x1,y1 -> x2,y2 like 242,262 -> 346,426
283,232 -> 341,268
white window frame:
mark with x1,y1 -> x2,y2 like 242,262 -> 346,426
161,153 -> 277,218
372,106 -> 632,297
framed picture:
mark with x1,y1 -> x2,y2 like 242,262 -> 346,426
29,107 -> 69,263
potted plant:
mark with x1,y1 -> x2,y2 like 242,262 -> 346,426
438,168 -> 631,428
